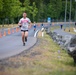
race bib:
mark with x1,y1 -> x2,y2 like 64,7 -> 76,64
22,23 -> 28,28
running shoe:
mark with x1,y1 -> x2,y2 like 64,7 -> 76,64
23,43 -> 25,46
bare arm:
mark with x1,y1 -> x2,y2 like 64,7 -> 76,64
28,22 -> 32,29
18,22 -> 21,26
18,22 -> 22,27
30,22 -> 32,27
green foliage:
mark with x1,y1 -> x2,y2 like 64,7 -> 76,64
0,0 -> 76,23
0,0 -> 11,18
0,0 -> 3,11
23,0 -> 38,22
47,0 -> 62,19
10,0 -> 21,18
31,2 -> 38,22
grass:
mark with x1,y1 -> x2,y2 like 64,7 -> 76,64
51,26 -> 59,32
0,24 -> 18,29
0,31 -> 76,75
64,27 -> 76,34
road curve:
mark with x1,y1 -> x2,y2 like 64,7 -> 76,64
0,26 -> 40,60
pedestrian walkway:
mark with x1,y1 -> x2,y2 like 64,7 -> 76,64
53,29 -> 75,36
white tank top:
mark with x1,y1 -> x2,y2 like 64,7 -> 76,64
19,17 -> 31,30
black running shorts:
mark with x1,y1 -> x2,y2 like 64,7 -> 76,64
21,30 -> 28,32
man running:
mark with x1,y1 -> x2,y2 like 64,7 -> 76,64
18,12 -> 31,46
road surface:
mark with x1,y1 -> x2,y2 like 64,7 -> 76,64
0,26 -> 41,60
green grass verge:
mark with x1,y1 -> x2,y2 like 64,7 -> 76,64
0,24 -> 18,29
51,26 -> 59,32
64,27 -> 76,34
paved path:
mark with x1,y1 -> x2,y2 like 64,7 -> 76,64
53,29 -> 75,36
0,26 -> 41,60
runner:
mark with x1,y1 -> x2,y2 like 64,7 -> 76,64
41,23 -> 44,27
33,22 -> 36,31
18,12 -> 31,46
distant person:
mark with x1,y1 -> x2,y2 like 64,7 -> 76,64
33,22 -> 36,31
75,22 -> 76,27
60,24 -> 63,29
18,12 -> 31,46
50,23 -> 51,26
41,23 -> 44,27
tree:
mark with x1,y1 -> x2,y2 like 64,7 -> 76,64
22,0 -> 31,18
2,0 -> 12,18
0,0 -> 22,24
30,2 -> 38,22
9,0 -> 22,23
0,0 -> 3,24
23,0 -> 38,22
47,0 -> 62,20
36,0 -> 44,21
0,0 -> 3,11
0,0 -> 75,23
19,0 -> 25,6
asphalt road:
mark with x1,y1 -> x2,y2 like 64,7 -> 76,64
53,29 -> 75,36
0,26 -> 41,60
0,22 -> 72,60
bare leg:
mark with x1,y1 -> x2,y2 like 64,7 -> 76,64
21,31 -> 25,43
25,31 -> 28,42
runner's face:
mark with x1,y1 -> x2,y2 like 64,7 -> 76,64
23,13 -> 27,18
